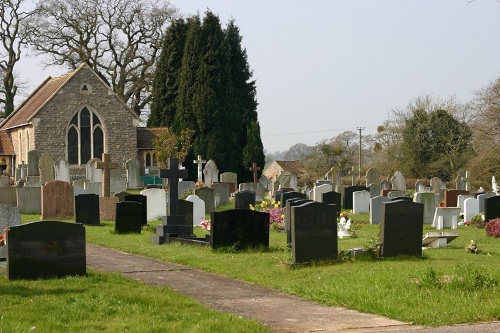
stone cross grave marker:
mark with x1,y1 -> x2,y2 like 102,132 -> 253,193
160,158 -> 188,217
193,155 -> 206,182
249,162 -> 261,183
95,153 -> 119,197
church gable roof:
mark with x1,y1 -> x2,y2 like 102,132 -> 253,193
137,127 -> 168,150
263,160 -> 305,178
0,131 -> 14,155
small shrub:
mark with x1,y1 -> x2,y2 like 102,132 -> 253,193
486,218 -> 500,237
465,240 -> 480,254
470,213 -> 486,228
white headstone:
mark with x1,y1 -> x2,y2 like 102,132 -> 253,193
464,197 -> 479,222
126,158 -> 142,189
391,171 -> 406,191
86,158 -> 102,182
203,159 -> 219,187
54,159 -> 70,183
140,188 -> 167,220
432,207 -> 461,229
186,194 -> 205,226
414,192 -> 439,224
313,184 -> 332,202
457,194 -> 474,211
370,195 -> 391,225
353,190 -> 370,214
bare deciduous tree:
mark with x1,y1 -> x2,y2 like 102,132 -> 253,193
25,0 -> 179,116
0,0 -> 32,116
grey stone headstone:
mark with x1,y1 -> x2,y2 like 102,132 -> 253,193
75,194 -> 100,225
365,168 -> 380,187
432,207 -> 461,229
414,192 -> 439,224
330,167 -> 342,187
291,201 -> 338,264
38,152 -> 55,184
178,180 -> 196,199
353,190 -> 370,214
380,180 -> 389,191
455,171 -> 466,191
234,190 -> 256,209
430,177 -> 445,197
387,190 -> 406,199
239,182 -> 265,202
84,182 -> 102,196
195,187 -> 215,214
313,184 -> 332,202
140,188 -> 167,221
368,183 -> 381,198
380,201 -> 424,257
213,182 -> 229,207
86,158 -> 102,183
186,194 -> 205,226
203,159 -> 219,187
370,195 -> 391,225
415,180 -> 426,193
258,175 -> 269,191
464,198 -> 479,222
110,177 -> 127,197
220,172 -> 237,189
126,158 -> 142,189
6,221 -> 86,280
27,149 -> 42,176
0,175 -> 10,187
391,171 -> 406,191
115,201 -> 142,233
0,204 -> 21,259
210,209 -> 269,249
0,186 -> 17,206
344,186 -> 368,210
54,159 -> 70,183
16,187 -> 41,214
457,194 -> 474,211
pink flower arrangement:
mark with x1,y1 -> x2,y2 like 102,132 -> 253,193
200,220 -> 211,231
0,226 -> 9,247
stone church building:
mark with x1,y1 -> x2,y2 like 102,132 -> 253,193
0,63 -> 161,178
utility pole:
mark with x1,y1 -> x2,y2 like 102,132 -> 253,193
357,127 -> 364,185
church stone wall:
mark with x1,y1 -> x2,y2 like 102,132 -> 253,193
33,66 -> 138,171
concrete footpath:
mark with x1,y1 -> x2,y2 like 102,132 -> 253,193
86,244 -> 500,333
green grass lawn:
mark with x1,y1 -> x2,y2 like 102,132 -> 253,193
5,210 -> 500,328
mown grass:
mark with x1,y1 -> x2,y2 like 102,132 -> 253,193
10,210 -> 500,327
0,271 -> 270,333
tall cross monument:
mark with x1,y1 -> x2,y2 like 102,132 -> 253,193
249,162 -> 261,183
95,153 -> 119,197
193,155 -> 206,182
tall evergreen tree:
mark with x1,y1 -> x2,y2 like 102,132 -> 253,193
148,18 -> 188,127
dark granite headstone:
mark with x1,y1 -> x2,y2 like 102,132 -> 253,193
321,190 -> 342,216
234,190 -> 256,209
115,201 -> 142,233
280,191 -> 306,207
390,196 -> 412,201
344,186 -> 368,210
195,187 -> 215,214
285,198 -> 310,246
210,209 -> 269,249
114,191 -> 128,202
291,201 -> 338,264
484,196 -> 500,222
74,194 -> 100,225
124,194 -> 147,225
274,189 -> 291,202
380,200 -> 424,257
444,190 -> 469,207
6,221 -> 86,280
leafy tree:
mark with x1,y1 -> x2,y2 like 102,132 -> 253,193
25,0 -> 178,116
152,128 -> 194,168
148,18 -> 188,127
0,0 -> 31,116
283,143 -> 313,161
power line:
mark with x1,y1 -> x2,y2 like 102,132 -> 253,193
261,127 -> 376,138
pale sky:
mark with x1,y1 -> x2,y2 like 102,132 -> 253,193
15,0 -> 500,153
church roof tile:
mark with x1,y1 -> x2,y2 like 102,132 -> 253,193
0,131 -> 14,155
137,127 -> 168,150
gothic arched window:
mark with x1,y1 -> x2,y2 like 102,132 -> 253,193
67,107 -> 104,165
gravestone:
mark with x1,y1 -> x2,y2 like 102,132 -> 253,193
195,187 -> 215,214
380,180 -> 389,191
484,196 -> 500,222
291,201 -> 338,264
353,190 -> 370,214
414,192 -> 439,224
178,180 -> 196,199
444,190 -> 469,207
281,191 -> 306,208
115,201 -> 142,233
110,177 -> 127,196
54,159 -> 70,183
344,186 -> 368,210
380,201 -> 424,257
0,204 -> 21,260
478,193 -> 495,213
6,221 -> 86,279
0,186 -> 17,206
86,158 -> 102,182
125,158 -> 142,189
210,209 -> 269,249
152,158 -> 189,244
171,199 -> 194,235
455,171 -> 466,191
16,187 -> 41,214
74,194 -> 100,225
387,190 -> 406,199
0,175 -> 10,187
239,182 -> 265,202
38,152 -> 55,184
464,197 -> 479,222
285,198 -> 311,245
213,182 -> 229,207
41,180 -> 74,220
457,194 -> 474,211
432,207 -> 461,229
330,167 -> 342,188
95,153 -> 119,197
430,177 -> 445,197
258,175 -> 269,191
322,190 -> 341,216
84,181 -> 102,196
186,194 -> 205,226
99,197 -> 118,220
368,183 -> 381,198
203,159 -> 219,186
140,188 -> 166,221
220,172 -> 238,192
193,155 -> 206,182
315,180 -> 331,187
124,194 -> 147,225
234,190 -> 256,209
365,168 -> 380,187
391,171 -> 406,191
114,191 -> 129,202
249,162 -> 261,183
370,195 -> 391,225
415,180 -> 426,193
27,149 -> 42,177
313,184 -> 332,202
